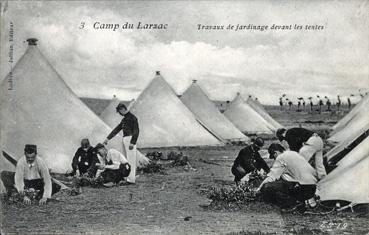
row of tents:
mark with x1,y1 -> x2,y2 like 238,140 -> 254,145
0,38 -> 283,175
317,94 -> 369,206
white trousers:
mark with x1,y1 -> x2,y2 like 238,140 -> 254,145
299,134 -> 327,180
123,136 -> 137,183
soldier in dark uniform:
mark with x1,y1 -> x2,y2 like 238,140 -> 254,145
71,139 -> 97,176
231,138 -> 270,185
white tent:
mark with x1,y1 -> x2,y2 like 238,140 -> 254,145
223,94 -> 275,134
246,97 -> 283,130
328,106 -> 369,144
318,137 -> 369,203
180,81 -> 248,143
129,72 -> 223,148
0,38 -> 146,174
331,95 -> 369,135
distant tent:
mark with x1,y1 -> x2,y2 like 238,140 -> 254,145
223,93 -> 275,134
318,137 -> 369,203
331,95 -> 369,135
246,97 -> 283,130
180,81 -> 248,143
129,72 -> 223,148
0,38 -> 146,175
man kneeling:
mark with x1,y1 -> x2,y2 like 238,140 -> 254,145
92,143 -> 131,186
1,145 -> 61,205
256,143 -> 317,212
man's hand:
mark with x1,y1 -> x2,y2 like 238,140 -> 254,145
23,196 -> 31,205
97,164 -> 105,170
39,197 -> 48,205
103,139 -> 109,145
129,144 -> 134,150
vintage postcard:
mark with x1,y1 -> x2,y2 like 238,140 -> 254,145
0,0 -> 368,234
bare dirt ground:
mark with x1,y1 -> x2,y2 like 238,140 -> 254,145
1,108 -> 368,235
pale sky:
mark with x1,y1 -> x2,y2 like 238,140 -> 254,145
1,0 -> 368,104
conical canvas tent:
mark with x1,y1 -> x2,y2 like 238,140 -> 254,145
180,81 -> 248,143
246,97 -> 283,130
328,106 -> 369,144
129,72 -> 222,148
331,95 -> 369,135
0,38 -> 138,174
318,137 -> 369,203
325,129 -> 369,163
223,94 -> 275,134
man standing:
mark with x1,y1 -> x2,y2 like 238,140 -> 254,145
231,138 -> 270,185
92,143 -> 131,185
336,95 -> 341,111
0,145 -> 61,205
256,143 -> 317,212
71,138 -> 97,176
276,128 -> 326,180
104,102 -> 139,184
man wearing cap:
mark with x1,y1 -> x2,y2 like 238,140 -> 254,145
231,138 -> 270,185
0,145 -> 61,205
103,102 -> 139,184
92,143 -> 131,185
276,128 -> 326,180
71,138 -> 97,176
256,143 -> 317,212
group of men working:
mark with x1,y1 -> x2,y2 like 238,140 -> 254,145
232,127 -> 327,212
1,102 -> 139,204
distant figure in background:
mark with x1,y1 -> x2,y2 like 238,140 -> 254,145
288,101 -> 293,110
71,138 -> 97,176
309,99 -> 313,112
0,145 -> 61,205
256,143 -> 317,212
104,102 -> 139,184
276,128 -> 327,180
302,100 -> 306,111
336,95 -> 341,111
325,97 -> 331,111
318,99 -> 323,113
297,101 -> 301,111
279,98 -> 283,111
347,97 -> 352,109
231,138 -> 270,186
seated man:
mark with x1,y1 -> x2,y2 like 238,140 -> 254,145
1,144 -> 61,205
231,138 -> 270,185
276,128 -> 326,180
92,143 -> 131,185
71,138 -> 97,176
256,143 -> 317,212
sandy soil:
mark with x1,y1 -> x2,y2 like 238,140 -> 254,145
1,109 -> 368,235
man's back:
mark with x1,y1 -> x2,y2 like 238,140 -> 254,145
270,151 -> 317,185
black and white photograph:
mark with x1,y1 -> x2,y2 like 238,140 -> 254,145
0,0 -> 368,234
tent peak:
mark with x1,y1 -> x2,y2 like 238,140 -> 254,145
155,71 -> 160,76
192,79 -> 197,83
27,38 -> 38,46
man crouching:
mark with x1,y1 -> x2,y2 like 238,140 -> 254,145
256,143 -> 317,213
1,145 -> 61,205
92,143 -> 131,186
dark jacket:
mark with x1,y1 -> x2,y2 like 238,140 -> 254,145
72,146 -> 97,171
107,112 -> 139,145
233,145 -> 270,173
285,128 -> 314,152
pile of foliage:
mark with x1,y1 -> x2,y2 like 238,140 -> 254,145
206,183 -> 260,204
2,188 -> 41,205
140,161 -> 166,174
167,151 -> 189,166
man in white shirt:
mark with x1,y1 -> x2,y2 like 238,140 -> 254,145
256,143 -> 317,211
93,143 -> 131,185
1,144 -> 61,205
